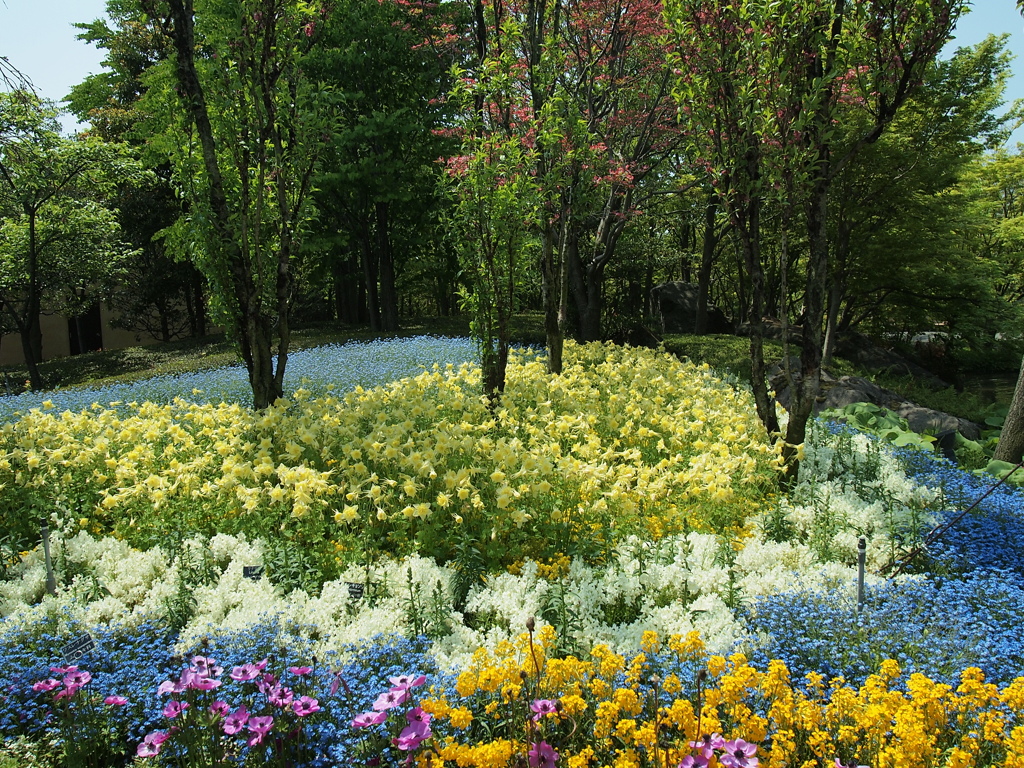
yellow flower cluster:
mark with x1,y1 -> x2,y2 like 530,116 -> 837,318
1,343 -> 780,568
420,628 -> 1024,768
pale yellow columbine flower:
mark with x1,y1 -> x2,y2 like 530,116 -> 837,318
334,505 -> 359,524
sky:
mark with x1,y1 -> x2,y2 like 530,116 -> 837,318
2,0 -> 1024,139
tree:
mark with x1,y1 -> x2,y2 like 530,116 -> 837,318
822,35 -> 1017,361
0,93 -> 139,388
666,0 -> 789,436
138,0 -> 331,409
304,0 -> 458,331
69,4 -> 209,342
780,0 -> 965,474
667,0 -> 965,474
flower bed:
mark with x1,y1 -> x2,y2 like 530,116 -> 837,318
2,337 -> 1023,767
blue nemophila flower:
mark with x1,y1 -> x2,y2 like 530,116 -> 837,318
740,568 -> 1024,688
0,336 -> 478,423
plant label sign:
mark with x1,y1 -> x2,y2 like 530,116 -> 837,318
62,633 -> 95,663
346,582 -> 365,601
243,566 -> 264,581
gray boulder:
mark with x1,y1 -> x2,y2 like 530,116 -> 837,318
771,364 -> 981,440
650,282 -> 732,335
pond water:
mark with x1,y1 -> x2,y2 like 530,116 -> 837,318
960,371 -> 1018,408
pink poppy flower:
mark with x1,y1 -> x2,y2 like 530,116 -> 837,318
372,687 -> 410,711
719,738 -> 758,768
351,710 -> 388,728
393,720 -> 431,751
54,684 -> 81,701
246,715 -> 275,746
530,699 -> 558,722
163,700 -> 189,719
293,696 -> 321,717
63,669 -> 92,687
223,705 -> 250,735
528,741 -> 558,768
210,700 -> 231,717
267,685 -> 294,708
388,674 -> 426,689
136,731 -> 170,758
104,695 -> 129,706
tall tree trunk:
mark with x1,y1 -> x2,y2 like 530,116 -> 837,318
375,201 -> 399,332
20,206 -> 44,390
783,171 -> 830,477
360,219 -> 382,331
694,194 -> 719,335
20,316 -> 43,391
735,196 -> 779,439
994,354 -> 1024,464
540,219 -> 563,373
162,0 -> 281,408
822,217 -> 850,367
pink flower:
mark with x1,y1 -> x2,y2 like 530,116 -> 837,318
393,720 -> 431,751
54,684 -> 81,701
190,656 -> 223,678
163,700 -> 189,719
690,734 -> 725,758
678,756 -> 710,768
157,679 -> 182,696
529,741 -> 558,768
372,688 -> 410,711
267,685 -> 294,708
834,760 -> 868,768
50,665 -> 77,676
388,674 -> 426,689
136,731 -> 170,758
246,715 -> 275,746
230,658 -> 268,682
63,669 -> 92,687
329,673 -> 349,696
351,710 -> 388,728
256,672 -> 279,694
177,668 -> 222,691
720,738 -> 758,768
406,707 -> 431,726
104,695 -> 129,706
32,678 -> 60,693
288,666 -> 313,676
530,699 -> 558,721
223,705 -> 250,735
293,696 -> 321,717
210,701 -> 231,717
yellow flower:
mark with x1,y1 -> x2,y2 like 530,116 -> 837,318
449,707 -> 473,729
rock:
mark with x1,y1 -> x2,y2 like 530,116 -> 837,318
772,366 -> 982,440
894,404 -> 981,441
650,282 -> 732,335
736,319 -> 803,343
609,325 -> 661,349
